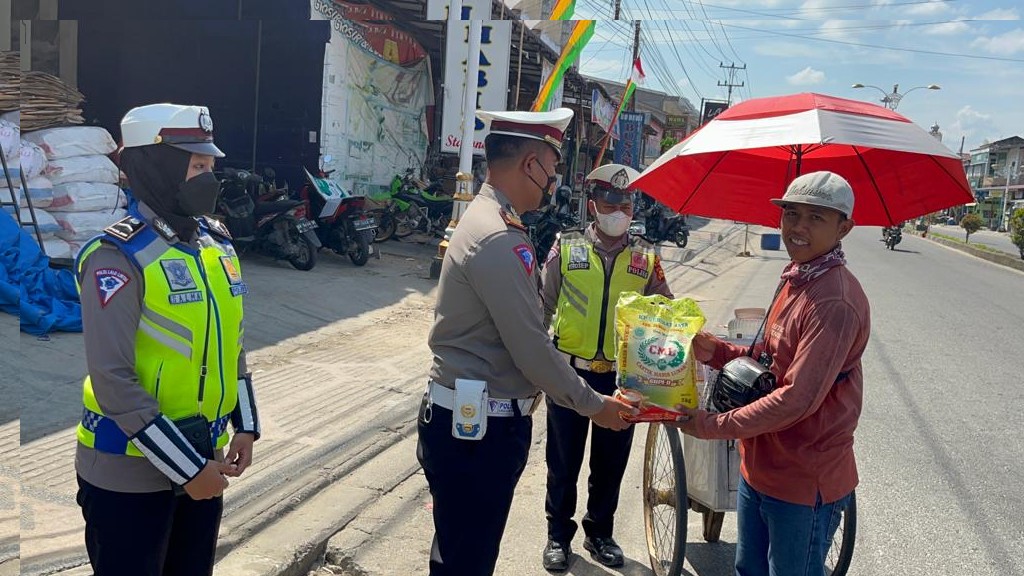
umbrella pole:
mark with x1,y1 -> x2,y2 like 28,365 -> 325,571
739,224 -> 751,257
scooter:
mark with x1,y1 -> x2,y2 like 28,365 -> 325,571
392,168 -> 453,238
297,155 -> 377,266
635,195 -> 689,247
214,167 -> 320,271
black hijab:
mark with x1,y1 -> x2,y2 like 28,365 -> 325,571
119,144 -> 196,239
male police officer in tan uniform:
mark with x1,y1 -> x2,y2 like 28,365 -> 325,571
418,108 -> 636,576
540,164 -> 673,570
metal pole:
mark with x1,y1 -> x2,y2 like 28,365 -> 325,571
514,21 -> 525,109
457,17 -> 482,199
251,19 -> 263,172
433,0 -> 482,278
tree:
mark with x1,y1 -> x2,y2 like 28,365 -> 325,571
1009,207 -> 1024,260
960,213 -> 984,244
660,136 -> 679,154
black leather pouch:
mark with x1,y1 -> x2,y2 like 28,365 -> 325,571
175,415 -> 214,460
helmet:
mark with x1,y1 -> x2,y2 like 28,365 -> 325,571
710,356 -> 776,413
120,103 -> 225,157
585,164 -> 640,204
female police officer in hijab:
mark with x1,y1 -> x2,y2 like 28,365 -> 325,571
74,103 -> 260,576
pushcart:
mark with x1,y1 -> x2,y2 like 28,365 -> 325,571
641,316 -> 857,576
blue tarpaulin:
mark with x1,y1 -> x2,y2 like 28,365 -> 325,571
0,211 -> 82,335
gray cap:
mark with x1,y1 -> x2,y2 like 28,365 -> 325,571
770,171 -> 854,218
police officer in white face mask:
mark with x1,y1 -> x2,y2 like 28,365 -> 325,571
538,164 -> 673,571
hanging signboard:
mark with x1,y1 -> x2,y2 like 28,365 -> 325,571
701,100 -> 729,126
538,59 -> 565,112
429,0 -> 512,155
591,88 -> 620,139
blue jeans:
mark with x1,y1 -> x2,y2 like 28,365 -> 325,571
735,477 -> 851,576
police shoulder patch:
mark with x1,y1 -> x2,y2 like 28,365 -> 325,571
104,216 -> 146,242
94,268 -> 131,307
512,243 -> 535,276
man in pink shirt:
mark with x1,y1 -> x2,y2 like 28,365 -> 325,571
675,171 -> 871,576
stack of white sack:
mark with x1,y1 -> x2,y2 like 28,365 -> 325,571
24,126 -> 126,256
0,119 -> 70,257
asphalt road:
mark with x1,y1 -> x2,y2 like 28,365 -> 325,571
843,227 -> 1024,575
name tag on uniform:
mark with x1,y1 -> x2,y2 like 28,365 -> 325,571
452,379 -> 488,441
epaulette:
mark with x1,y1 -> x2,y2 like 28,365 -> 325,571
104,216 -> 147,242
200,216 -> 233,240
500,207 -> 526,231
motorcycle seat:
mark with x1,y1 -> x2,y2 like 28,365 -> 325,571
416,195 -> 453,209
254,199 -> 303,216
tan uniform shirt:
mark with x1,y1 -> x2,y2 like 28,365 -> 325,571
428,184 -> 604,416
76,203 -> 247,493
541,224 -> 674,360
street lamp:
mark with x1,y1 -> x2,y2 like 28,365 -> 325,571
851,83 -> 941,110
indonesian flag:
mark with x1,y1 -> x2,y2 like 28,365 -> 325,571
618,57 -> 646,114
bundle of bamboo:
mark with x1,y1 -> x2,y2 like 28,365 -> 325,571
0,51 -> 20,113
20,71 -> 86,131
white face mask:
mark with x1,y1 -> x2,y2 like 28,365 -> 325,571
595,210 -> 631,237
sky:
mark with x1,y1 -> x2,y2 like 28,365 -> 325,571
572,0 -> 1024,154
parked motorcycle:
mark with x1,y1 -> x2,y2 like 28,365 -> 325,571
635,194 -> 689,247
298,155 -> 377,266
366,173 -> 424,243
392,168 -> 453,238
523,185 -> 580,269
883,225 -> 902,250
214,167 -> 320,271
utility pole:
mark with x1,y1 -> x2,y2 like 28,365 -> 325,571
614,0 -> 621,19
718,62 -> 746,105
630,20 -> 640,111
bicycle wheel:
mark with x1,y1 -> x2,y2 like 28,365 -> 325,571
825,490 -> 857,576
643,423 -> 687,576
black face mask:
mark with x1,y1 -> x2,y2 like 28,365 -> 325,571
177,171 -> 221,216
526,161 -> 558,210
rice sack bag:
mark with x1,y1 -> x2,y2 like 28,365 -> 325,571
614,293 -> 706,422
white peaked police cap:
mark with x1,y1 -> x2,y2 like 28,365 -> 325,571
585,164 -> 641,204
120,103 -> 225,158
476,107 -> 574,159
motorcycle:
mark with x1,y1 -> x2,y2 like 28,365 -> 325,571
214,167 -> 320,271
366,173 -> 423,243
883,225 -> 902,250
392,168 -> 453,238
523,185 -> 581,269
635,194 -> 689,248
297,155 -> 377,266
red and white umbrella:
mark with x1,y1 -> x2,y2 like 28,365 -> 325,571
633,92 -> 974,227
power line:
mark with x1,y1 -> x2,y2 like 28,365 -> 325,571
719,21 -> 1024,63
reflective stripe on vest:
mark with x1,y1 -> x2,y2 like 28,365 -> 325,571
553,233 -> 654,360
75,220 -> 244,457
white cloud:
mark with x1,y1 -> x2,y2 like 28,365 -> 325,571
905,0 -> 952,16
971,28 -> 1024,54
949,105 -> 995,144
977,8 -> 1020,20
818,19 -> 858,41
786,66 -> 826,85
924,20 -> 971,35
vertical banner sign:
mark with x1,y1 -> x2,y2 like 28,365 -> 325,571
538,59 -> 565,112
614,111 -> 645,169
429,0 -> 512,155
